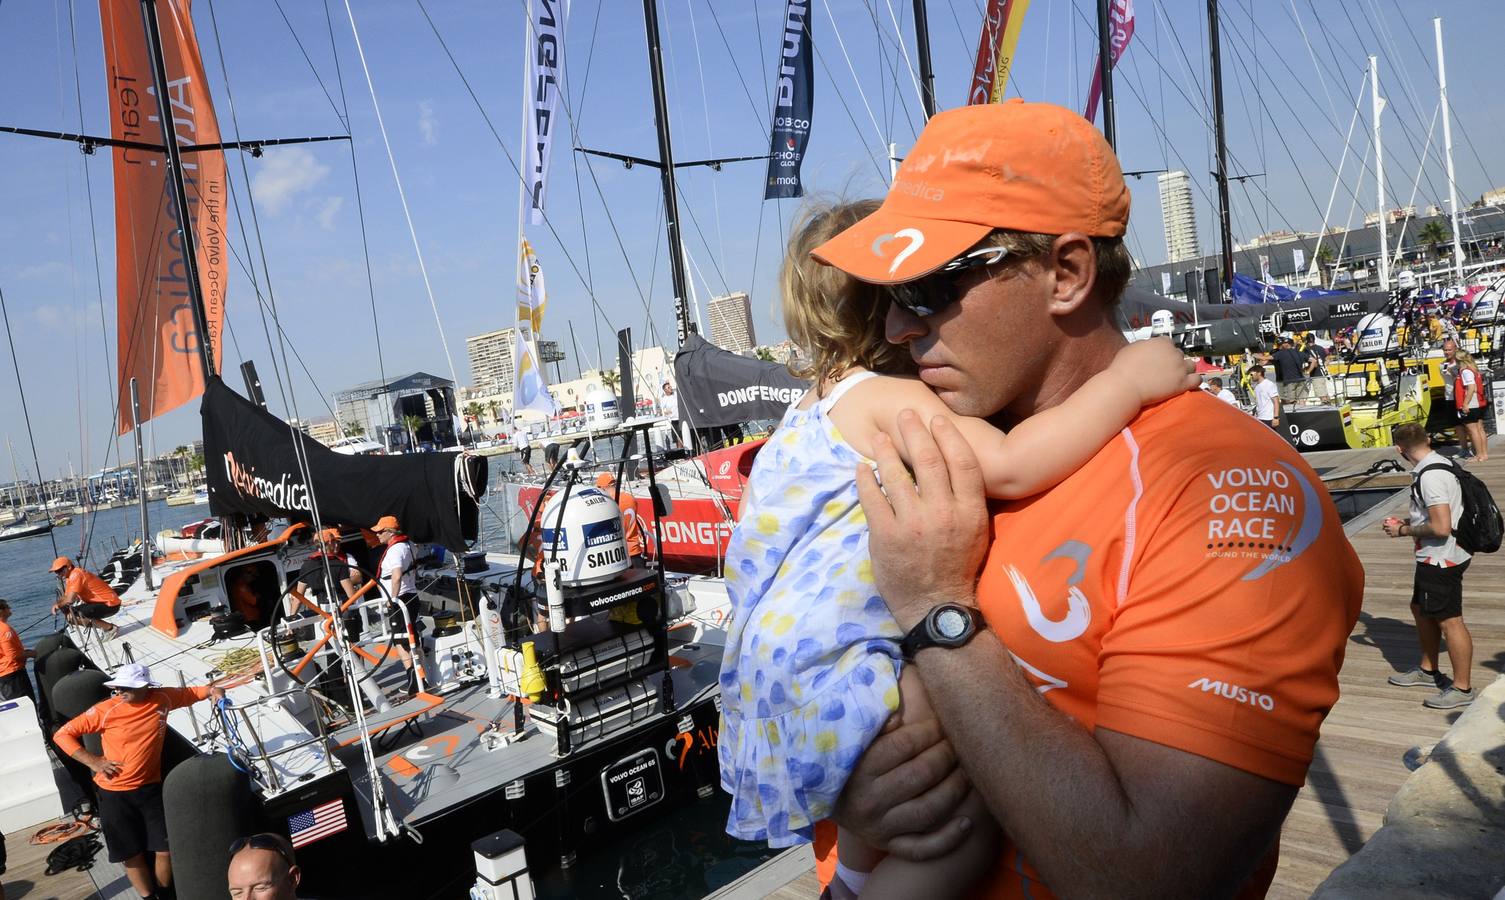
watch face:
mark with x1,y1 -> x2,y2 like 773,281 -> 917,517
934,607 -> 970,640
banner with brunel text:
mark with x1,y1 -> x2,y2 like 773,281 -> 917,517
522,0 -> 564,225
969,0 -> 1031,104
764,1 -> 812,200
102,0 -> 227,435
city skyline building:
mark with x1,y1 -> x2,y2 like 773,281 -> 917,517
465,327 -> 561,397
1158,171 -> 1202,264
708,291 -> 756,353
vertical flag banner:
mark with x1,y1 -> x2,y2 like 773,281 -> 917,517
1161,272 -> 1172,295
1084,0 -> 1135,122
1293,247 -> 1306,273
101,0 -> 228,435
969,0 -> 1032,105
514,237 -> 558,416
523,0 -> 564,225
764,1 -> 813,199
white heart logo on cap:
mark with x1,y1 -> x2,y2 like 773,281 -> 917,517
871,228 -> 925,275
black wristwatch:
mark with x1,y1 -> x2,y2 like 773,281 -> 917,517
900,603 -> 986,661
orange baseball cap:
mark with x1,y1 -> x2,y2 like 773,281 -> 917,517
317,528 -> 342,545
372,515 -> 400,532
812,99 -> 1130,284
594,472 -> 616,489
50,556 -> 73,572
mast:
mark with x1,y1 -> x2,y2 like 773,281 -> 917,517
911,0 -> 937,119
641,0 -> 693,347
130,379 -> 154,590
1434,18 -> 1464,282
1207,0 -> 1234,294
1096,0 -> 1116,148
138,0 -> 215,383
1371,55 -> 1390,291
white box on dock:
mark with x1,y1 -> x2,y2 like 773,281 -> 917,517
0,695 -> 64,834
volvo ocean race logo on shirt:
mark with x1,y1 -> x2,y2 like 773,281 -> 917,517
1203,460 -> 1323,580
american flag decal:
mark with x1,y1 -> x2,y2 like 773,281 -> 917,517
287,799 -> 348,848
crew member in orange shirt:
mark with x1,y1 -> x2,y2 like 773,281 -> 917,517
49,556 -> 122,640
0,598 -> 37,704
595,472 -> 648,561
54,663 -> 223,900
816,100 -> 1365,898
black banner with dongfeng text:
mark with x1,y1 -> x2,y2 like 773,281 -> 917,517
764,1 -> 812,200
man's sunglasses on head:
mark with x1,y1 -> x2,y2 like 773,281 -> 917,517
889,246 -> 1012,318
228,833 -> 297,869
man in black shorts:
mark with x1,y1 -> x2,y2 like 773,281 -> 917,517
49,556 -> 123,640
1383,423 -> 1476,709
54,663 -> 223,900
0,598 -> 37,704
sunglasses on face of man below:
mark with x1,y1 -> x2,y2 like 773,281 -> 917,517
888,246 -> 1016,318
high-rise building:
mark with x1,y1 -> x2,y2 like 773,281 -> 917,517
1158,171 -> 1201,264
466,328 -> 560,396
708,291 -> 756,353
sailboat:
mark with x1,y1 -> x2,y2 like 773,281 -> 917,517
0,438 -> 52,542
1,1 -> 735,897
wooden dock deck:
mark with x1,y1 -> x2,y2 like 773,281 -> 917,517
713,442 -> 1504,900
1,816 -> 104,900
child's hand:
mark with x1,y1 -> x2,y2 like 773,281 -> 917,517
1111,338 -> 1200,404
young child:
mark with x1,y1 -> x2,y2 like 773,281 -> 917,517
717,199 -> 1199,899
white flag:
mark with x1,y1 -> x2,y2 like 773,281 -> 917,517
1293,247 -> 1306,273
522,0 -> 565,226
1161,272 -> 1172,295
514,237 -> 558,416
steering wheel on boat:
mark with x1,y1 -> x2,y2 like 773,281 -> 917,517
264,562 -> 406,692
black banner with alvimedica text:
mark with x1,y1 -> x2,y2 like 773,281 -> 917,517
764,1 -> 812,200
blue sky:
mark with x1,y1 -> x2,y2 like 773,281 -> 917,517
2,0 -> 1503,477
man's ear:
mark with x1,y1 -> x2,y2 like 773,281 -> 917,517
289,865 -> 302,886
1045,233 -> 1097,317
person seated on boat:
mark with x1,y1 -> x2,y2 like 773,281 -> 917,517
54,663 -> 224,900
0,598 -> 38,705
48,556 -> 122,641
227,832 -> 302,900
717,195 -> 1199,898
373,516 -> 424,695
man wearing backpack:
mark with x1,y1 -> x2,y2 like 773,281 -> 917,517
1383,423 -> 1479,709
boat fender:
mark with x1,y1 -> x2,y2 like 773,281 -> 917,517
37,648 -> 92,727
32,631 -> 76,662
163,753 -> 255,900
51,669 -> 110,756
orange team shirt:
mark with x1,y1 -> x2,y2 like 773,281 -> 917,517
966,390 -> 1363,898
54,686 -> 210,791
0,619 -> 24,678
617,490 -> 648,558
66,568 -> 121,608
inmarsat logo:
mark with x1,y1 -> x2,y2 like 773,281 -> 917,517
222,451 -> 312,511
1188,677 -> 1276,711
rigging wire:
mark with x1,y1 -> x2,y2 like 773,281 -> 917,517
821,0 -> 892,155
320,0 -> 389,425
342,0 -> 460,387
683,0 -> 730,287
0,285 -> 62,557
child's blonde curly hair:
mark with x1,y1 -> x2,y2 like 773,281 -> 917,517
780,198 -> 914,396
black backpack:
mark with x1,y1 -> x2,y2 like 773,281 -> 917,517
1411,459 -> 1503,555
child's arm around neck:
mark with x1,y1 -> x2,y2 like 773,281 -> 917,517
828,339 -> 1198,500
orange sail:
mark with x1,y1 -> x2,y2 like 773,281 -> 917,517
101,0 -> 227,435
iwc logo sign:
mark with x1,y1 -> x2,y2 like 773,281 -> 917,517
1299,429 -> 1321,447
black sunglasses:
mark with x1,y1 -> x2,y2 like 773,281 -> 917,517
228,833 -> 296,869
888,246 -> 1013,317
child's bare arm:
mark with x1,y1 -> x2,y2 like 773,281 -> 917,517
845,340 -> 1196,498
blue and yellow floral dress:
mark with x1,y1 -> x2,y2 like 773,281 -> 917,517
718,371 -> 904,848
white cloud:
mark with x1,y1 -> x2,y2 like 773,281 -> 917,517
250,147 -> 331,215
315,196 -> 344,231
418,100 -> 438,147
33,301 -> 98,332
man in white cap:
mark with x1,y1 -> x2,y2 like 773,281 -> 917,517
54,663 -> 223,900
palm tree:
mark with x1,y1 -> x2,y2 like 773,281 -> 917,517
1314,246 -> 1335,289
464,402 -> 485,427
1418,220 -> 1451,260
487,400 -> 501,424
402,414 -> 425,451
753,346 -> 776,362
600,370 -> 620,394
344,420 -> 365,438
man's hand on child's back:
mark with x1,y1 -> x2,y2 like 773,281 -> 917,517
834,716 -> 972,860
